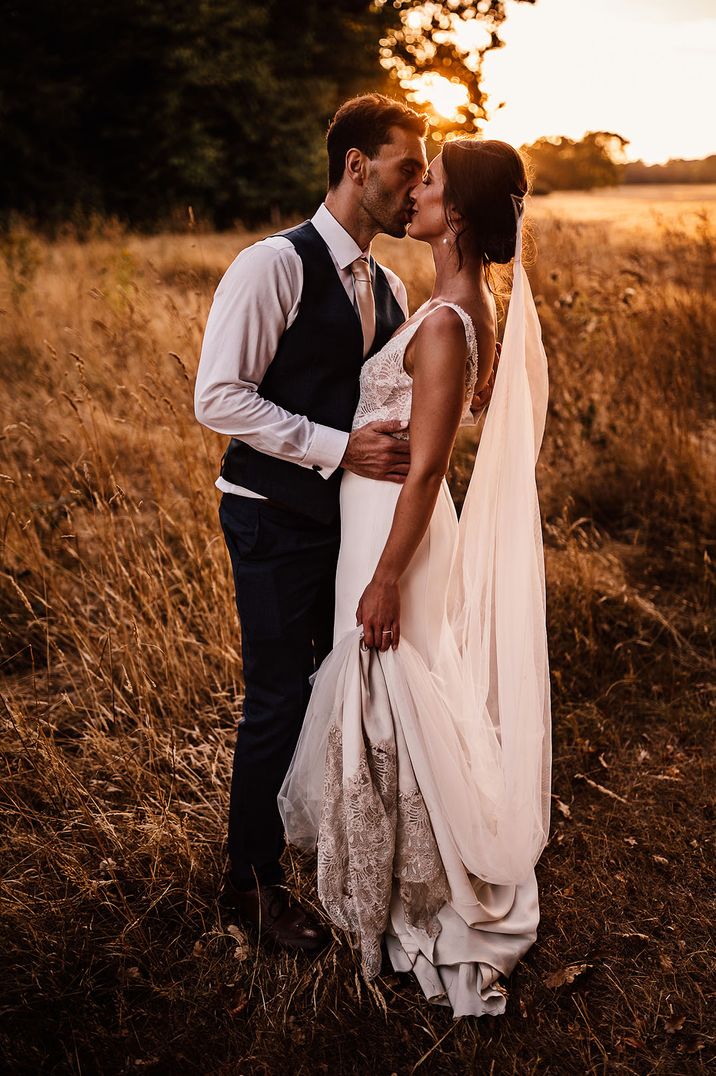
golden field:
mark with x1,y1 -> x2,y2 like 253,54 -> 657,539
1,186 -> 715,1074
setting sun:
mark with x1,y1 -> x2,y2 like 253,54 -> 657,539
404,72 -> 470,123
385,0 -> 715,164
479,0 -> 716,163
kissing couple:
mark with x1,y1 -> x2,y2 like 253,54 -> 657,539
195,92 -> 552,1018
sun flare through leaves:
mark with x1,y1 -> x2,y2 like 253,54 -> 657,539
375,0 -> 537,135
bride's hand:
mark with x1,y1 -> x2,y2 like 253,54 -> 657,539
356,577 -> 400,652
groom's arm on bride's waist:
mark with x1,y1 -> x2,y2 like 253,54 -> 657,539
340,421 -> 411,484
468,340 -> 500,421
194,237 -> 345,476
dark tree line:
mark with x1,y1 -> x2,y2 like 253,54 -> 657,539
624,156 -> 716,184
521,134 -> 716,193
0,0 -> 540,231
0,0 -> 394,230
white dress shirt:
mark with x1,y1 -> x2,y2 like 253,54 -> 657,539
194,203 -> 410,499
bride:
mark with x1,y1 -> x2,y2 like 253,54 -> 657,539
278,138 -> 551,1019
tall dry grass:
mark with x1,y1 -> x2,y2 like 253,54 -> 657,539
1,193 -> 714,1074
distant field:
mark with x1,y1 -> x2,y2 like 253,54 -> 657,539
104,184 -> 716,318
529,182 -> 716,233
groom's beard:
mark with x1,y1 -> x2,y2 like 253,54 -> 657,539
379,203 -> 415,238
362,185 -> 415,239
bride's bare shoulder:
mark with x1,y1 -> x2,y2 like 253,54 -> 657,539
463,287 -> 496,339
460,285 -> 496,331
405,304 -> 469,377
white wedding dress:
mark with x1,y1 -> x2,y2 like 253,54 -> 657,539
335,301 -> 542,1015
279,284 -> 551,1018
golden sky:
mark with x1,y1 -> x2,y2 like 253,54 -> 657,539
458,0 -> 715,163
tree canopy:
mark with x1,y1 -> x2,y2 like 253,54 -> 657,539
377,0 -> 536,139
6,1 -> 681,229
522,132 -> 629,194
1,0 -> 548,230
0,0 -> 394,229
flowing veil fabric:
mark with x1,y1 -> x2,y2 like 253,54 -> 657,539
278,201 -> 551,893
441,201 -> 552,882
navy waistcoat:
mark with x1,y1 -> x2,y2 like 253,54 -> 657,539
219,220 -> 405,523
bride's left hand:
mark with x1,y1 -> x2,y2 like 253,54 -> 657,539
356,578 -> 400,652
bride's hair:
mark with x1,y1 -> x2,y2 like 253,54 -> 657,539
441,138 -> 528,269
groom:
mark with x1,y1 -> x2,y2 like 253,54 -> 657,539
195,94 -> 429,951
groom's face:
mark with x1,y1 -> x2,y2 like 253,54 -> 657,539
361,127 -> 427,238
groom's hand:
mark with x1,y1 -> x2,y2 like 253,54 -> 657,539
469,340 -> 501,420
341,420 -> 411,483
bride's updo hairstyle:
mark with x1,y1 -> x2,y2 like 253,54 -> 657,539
441,138 -> 528,269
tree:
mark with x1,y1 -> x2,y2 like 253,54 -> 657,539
375,0 -> 537,139
0,0 -> 540,228
0,0 -> 393,229
522,132 -> 629,193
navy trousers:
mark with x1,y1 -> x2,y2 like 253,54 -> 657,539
219,492 -> 340,890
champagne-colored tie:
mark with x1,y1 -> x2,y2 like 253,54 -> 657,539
351,256 -> 376,357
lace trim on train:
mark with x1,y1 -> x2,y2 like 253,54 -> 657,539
317,724 -> 451,980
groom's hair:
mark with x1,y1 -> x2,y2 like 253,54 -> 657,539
326,94 -> 426,189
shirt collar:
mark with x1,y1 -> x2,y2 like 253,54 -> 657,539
311,203 -> 370,271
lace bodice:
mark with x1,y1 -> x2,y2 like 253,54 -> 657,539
352,301 -> 479,432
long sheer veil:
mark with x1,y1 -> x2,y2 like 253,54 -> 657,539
278,199 -> 552,887
438,197 -> 552,882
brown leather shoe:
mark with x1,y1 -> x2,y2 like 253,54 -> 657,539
220,879 -> 330,954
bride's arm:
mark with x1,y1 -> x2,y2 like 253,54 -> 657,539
357,307 -> 468,652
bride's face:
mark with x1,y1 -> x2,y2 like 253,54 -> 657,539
407,154 -> 450,243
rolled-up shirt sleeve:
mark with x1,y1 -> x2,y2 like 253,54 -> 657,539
194,240 -> 349,477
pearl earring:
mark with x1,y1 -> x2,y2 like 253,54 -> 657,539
442,237 -> 450,245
